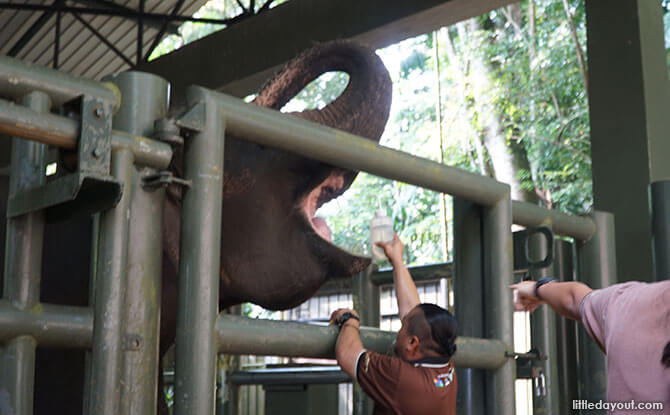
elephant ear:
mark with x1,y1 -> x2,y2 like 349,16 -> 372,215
253,40 -> 392,186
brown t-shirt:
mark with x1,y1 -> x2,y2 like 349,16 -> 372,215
580,280 -> 670,409
355,350 -> 457,415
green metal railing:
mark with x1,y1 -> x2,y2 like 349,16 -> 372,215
0,53 -> 612,415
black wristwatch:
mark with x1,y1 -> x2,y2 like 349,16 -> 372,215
534,276 -> 557,300
337,312 -> 360,329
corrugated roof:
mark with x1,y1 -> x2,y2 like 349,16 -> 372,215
0,1 -> 209,80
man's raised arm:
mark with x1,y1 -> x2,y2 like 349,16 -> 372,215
376,233 -> 420,319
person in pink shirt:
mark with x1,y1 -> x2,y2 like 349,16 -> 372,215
511,278 -> 669,412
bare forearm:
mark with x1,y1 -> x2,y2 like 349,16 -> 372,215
391,259 -> 421,319
537,281 -> 592,320
335,323 -> 364,378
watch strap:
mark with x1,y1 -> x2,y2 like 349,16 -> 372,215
337,312 -> 360,329
534,276 -> 557,300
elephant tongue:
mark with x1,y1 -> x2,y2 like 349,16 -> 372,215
312,216 -> 332,241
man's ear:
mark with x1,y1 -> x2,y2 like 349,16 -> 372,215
407,335 -> 421,357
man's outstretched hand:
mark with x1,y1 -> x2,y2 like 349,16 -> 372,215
509,281 -> 543,313
375,232 -> 404,265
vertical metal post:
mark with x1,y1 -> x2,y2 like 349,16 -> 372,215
482,195 -> 515,415
174,87 -> 224,415
218,305 -> 242,415
650,180 -> 670,281
352,265 -> 379,415
528,226 -> 559,415
576,211 -> 616,403
88,147 -> 133,415
553,239 -> 579,415
452,198 -> 485,415
108,71 -> 169,415
0,91 -> 49,415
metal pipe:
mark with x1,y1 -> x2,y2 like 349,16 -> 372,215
229,368 -> 351,386
88,148 -> 133,415
352,265 -> 379,415
482,195 -> 516,415
212,91 -> 508,206
576,211 -> 616,403
0,55 -> 119,110
512,200 -> 596,241
370,262 -> 451,286
0,300 -> 92,347
215,314 -> 508,370
0,98 -> 172,168
0,91 -> 49,415
553,240 -> 579,415
453,198 -> 485,415
650,180 -> 670,281
174,86 -> 224,415
529,225 -> 559,415
108,71 -> 168,415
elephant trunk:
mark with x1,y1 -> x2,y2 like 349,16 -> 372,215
253,40 -> 392,143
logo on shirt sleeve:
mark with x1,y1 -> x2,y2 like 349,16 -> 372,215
433,367 -> 454,388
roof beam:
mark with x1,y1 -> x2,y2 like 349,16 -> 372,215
139,0 -> 515,105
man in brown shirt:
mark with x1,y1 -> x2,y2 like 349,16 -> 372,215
511,278 -> 669,412
330,234 -> 457,414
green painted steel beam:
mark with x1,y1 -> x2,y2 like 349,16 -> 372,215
0,91 -> 49,415
0,98 -> 172,169
0,300 -> 92,347
215,314 -> 509,370
0,55 -> 120,110
213,91 -> 509,206
107,71 -> 169,415
173,86 -> 224,415
512,200 -> 595,241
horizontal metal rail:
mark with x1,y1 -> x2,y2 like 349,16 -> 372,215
0,98 -> 172,169
229,367 -> 351,385
0,300 -> 92,348
208,90 -> 595,241
0,55 -> 119,110
216,314 -> 508,370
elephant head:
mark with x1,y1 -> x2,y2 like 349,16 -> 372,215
217,41 -> 392,310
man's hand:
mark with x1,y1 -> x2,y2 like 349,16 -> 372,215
375,232 -> 404,265
330,308 -> 360,328
509,281 -> 544,312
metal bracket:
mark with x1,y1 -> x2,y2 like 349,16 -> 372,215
154,117 -> 184,146
175,102 -> 206,132
513,226 -> 554,274
142,170 -> 192,189
7,95 -> 121,220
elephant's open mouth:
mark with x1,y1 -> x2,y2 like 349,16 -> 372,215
301,172 -> 348,242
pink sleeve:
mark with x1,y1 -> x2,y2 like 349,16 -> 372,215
579,286 -> 617,353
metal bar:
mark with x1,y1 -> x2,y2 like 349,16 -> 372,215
482,195 -> 515,415
512,200 -> 595,241
137,0 -> 144,66
174,86 -> 224,415
0,98 -> 172,168
529,224 -> 559,415
0,3 -> 233,25
576,211 -> 616,403
215,314 -> 508,370
54,10 -> 61,69
71,0 -> 180,34
8,1 -> 60,57
453,198 -> 485,415
352,265 -> 378,415
108,71 -> 168,415
143,0 -> 185,62
650,180 -> 670,281
0,300 -> 92,347
212,91 -> 509,206
370,262 -> 451,286
553,240 -> 579,415
228,368 -> 351,385
87,148 -> 133,415
72,12 -> 135,68
0,91 -> 50,415
0,55 -> 120,110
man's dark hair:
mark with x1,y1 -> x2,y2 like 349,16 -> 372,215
407,303 -> 458,359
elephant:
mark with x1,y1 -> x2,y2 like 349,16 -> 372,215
0,40 -> 392,413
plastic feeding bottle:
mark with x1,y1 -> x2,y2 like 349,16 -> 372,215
370,207 -> 394,261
